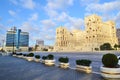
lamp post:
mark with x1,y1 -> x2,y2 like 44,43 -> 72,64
12,30 -> 15,54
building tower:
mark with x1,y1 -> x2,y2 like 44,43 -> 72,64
85,14 -> 102,51
6,27 -> 29,52
54,27 -> 74,51
36,39 -> 44,46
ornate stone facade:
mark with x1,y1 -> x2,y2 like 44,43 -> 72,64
117,28 -> 120,45
54,14 -> 118,51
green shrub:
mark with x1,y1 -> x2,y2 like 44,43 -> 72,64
100,43 -> 112,50
76,59 -> 92,66
102,53 -> 118,68
12,52 -> 16,55
59,57 -> 69,63
23,54 -> 27,56
35,55 -> 40,59
42,56 -> 47,60
27,53 -> 34,57
19,53 -> 22,55
47,54 -> 54,60
16,53 -> 22,55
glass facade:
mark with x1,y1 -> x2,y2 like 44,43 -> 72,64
6,30 -> 29,48
6,32 -> 16,46
19,34 -> 29,47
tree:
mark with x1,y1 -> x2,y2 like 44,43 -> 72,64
95,48 -> 99,51
114,44 -> 118,50
0,48 -> 5,52
42,48 -> 48,51
100,43 -> 112,50
29,47 -> 33,51
35,45 -> 39,51
118,45 -> 120,48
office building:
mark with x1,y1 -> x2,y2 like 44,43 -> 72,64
6,27 -> 29,52
36,39 -> 44,46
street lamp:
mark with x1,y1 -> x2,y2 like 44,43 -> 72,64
12,29 -> 15,54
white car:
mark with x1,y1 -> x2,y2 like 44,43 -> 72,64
118,56 -> 120,65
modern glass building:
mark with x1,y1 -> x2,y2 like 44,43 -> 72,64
6,27 -> 29,52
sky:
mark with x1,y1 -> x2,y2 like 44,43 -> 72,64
0,0 -> 120,47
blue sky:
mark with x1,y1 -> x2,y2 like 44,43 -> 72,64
0,0 -> 120,47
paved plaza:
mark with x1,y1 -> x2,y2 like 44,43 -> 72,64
0,52 -> 120,80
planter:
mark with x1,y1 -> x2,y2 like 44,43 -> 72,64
12,54 -> 16,57
22,54 -> 27,59
118,56 -> 120,65
34,55 -> 40,62
118,60 -> 120,66
76,65 -> 92,73
22,55 -> 27,59
59,63 -> 69,69
34,58 -> 40,62
100,66 -> 120,79
42,56 -> 47,63
26,57 -> 34,61
41,60 -> 45,63
45,59 -> 55,66
17,55 -> 23,58
16,53 -> 23,58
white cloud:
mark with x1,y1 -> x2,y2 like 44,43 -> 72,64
55,12 -> 68,22
0,24 -> 8,46
10,0 -> 36,9
20,0 -> 36,9
46,0 -> 73,10
114,12 -> 120,28
29,13 -> 38,21
0,17 -> 2,21
65,17 -> 84,30
44,0 -> 85,31
85,0 -> 120,27
45,35 -> 55,40
20,22 -> 39,32
9,0 -> 18,5
45,0 -> 74,18
80,0 -> 99,6
8,10 -> 16,17
41,19 -> 56,28
54,12 -> 84,30
7,19 -> 14,24
86,0 -> 120,13
19,22 -> 41,45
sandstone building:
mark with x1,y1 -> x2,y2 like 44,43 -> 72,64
54,14 -> 118,51
117,28 -> 120,45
